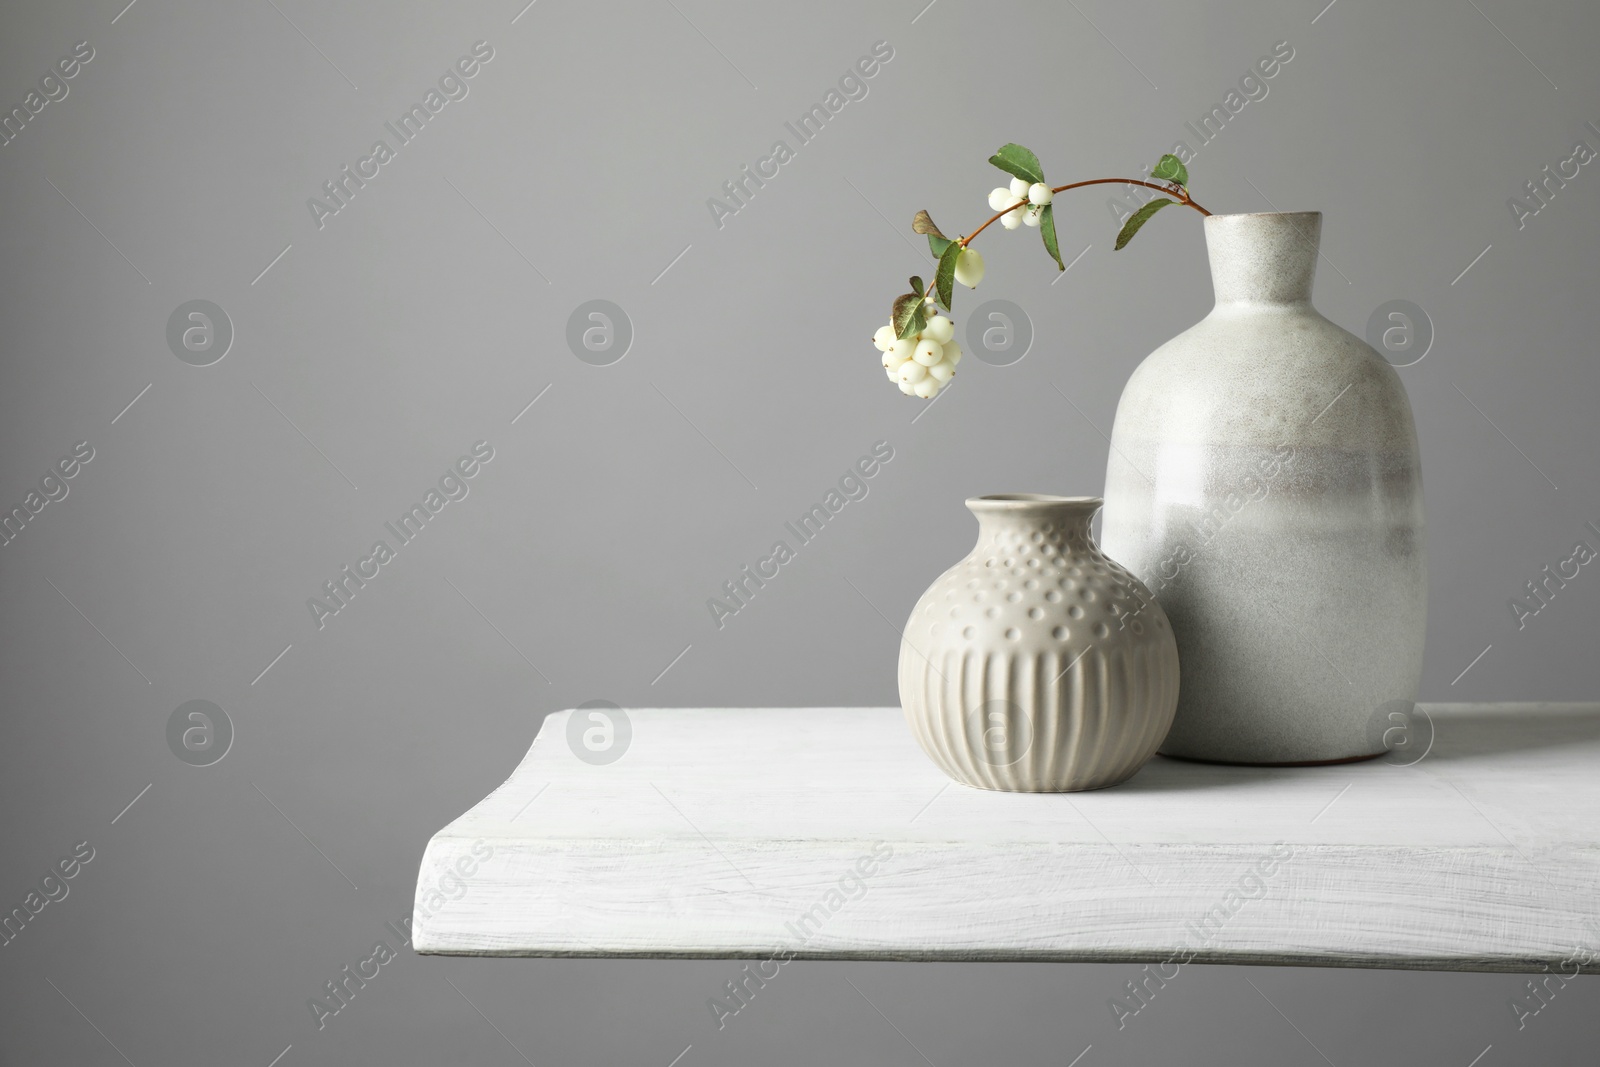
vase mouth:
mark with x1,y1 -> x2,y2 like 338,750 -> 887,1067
967,494 -> 1103,516
1204,210 -> 1322,221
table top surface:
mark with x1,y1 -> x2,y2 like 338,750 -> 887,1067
413,703 -> 1600,972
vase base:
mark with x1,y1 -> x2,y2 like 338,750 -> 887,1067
1158,749 -> 1387,768
941,768 -> 1144,794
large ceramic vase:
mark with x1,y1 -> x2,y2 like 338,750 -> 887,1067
1101,211 -> 1426,765
899,495 -> 1179,792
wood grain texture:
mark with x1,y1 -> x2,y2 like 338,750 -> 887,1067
412,703 -> 1600,972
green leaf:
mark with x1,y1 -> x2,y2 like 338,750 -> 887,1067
912,209 -> 945,238
1039,203 -> 1064,270
893,291 -> 928,340
1114,197 -> 1175,251
1150,154 -> 1188,187
909,276 -> 924,297
934,239 -> 962,311
987,143 -> 1045,187
927,233 -> 954,259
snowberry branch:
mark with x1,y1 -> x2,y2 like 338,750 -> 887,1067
961,178 -> 1212,247
874,144 -> 1215,400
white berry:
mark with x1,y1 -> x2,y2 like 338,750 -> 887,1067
890,337 -> 917,363
1009,177 -> 1031,198
1023,206 -> 1042,227
955,248 -> 985,288
873,325 -> 895,351
883,347 -> 908,370
927,359 -> 955,383
898,378 -> 916,395
913,339 -> 943,366
898,360 -> 927,384
924,315 -> 954,344
988,187 -> 1015,211
886,365 -> 900,381
1028,183 -> 1052,205
1001,210 -> 1024,230
914,376 -> 941,398
943,341 -> 963,365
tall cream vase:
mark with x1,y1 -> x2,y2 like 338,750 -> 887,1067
1101,211 -> 1427,764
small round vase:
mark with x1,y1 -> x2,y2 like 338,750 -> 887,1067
898,495 -> 1180,792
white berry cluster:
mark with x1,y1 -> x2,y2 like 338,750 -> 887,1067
987,177 -> 1052,230
875,310 -> 961,398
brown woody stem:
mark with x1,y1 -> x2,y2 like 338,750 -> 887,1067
958,178 -> 1211,247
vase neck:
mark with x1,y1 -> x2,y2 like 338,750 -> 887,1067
967,495 -> 1101,551
1205,211 -> 1321,308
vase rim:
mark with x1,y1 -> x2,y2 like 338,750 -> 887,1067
1204,210 -> 1322,221
967,494 -> 1103,514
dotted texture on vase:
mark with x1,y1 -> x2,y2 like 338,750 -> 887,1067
898,497 -> 1180,792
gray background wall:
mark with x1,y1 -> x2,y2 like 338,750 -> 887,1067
1,0 -> 1595,1063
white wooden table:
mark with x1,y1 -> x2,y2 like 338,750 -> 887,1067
413,703 -> 1599,972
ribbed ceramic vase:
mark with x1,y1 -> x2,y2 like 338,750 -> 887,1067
1101,212 -> 1426,765
898,495 -> 1180,792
